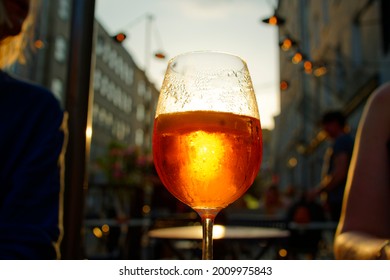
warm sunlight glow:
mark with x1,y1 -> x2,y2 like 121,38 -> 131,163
96,1 -> 279,129
182,131 -> 225,182
212,225 -> 226,239
86,126 -> 93,139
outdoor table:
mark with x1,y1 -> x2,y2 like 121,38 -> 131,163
288,221 -> 338,231
148,225 -> 290,259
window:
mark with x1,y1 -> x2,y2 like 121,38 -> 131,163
125,96 -> 132,113
107,80 -> 115,103
145,87 -> 152,101
102,43 -> 111,64
100,75 -> 108,98
124,65 -> 134,85
93,69 -> 101,90
115,121 -> 126,141
113,85 -> 121,108
322,0 -> 329,26
108,50 -> 118,70
51,78 -> 64,102
136,104 -> 145,121
115,56 -> 123,76
58,0 -> 70,20
105,112 -> 113,127
96,35 -> 105,57
135,129 -> 144,146
335,47 -> 346,93
54,36 -> 67,62
92,104 -> 100,123
351,23 -> 362,67
137,80 -> 146,96
98,107 -> 107,126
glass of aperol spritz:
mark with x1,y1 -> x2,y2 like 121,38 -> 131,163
152,51 -> 263,259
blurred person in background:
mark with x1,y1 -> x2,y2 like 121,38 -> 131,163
286,191 -> 325,259
0,0 -> 67,259
309,110 -> 354,222
334,83 -> 390,260
261,184 -> 288,217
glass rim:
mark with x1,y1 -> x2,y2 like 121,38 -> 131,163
167,50 -> 248,70
157,50 -> 259,120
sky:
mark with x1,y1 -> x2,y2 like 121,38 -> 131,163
95,0 -> 280,129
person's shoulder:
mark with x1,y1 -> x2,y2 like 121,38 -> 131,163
370,82 -> 390,106
333,133 -> 354,154
5,73 -> 54,98
337,133 -> 354,143
1,71 -> 61,110
343,133 -> 354,141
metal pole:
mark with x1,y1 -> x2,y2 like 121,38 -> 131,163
62,0 -> 96,259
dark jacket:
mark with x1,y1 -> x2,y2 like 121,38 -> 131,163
0,71 -> 66,259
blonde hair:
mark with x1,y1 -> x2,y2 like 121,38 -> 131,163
0,0 -> 39,69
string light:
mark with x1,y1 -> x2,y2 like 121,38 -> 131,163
111,14 -> 166,61
279,37 -> 296,51
261,13 -> 286,26
262,12 -> 329,78
314,66 -> 328,77
280,80 -> 289,91
303,60 -> 313,74
292,52 -> 303,64
112,32 -> 127,43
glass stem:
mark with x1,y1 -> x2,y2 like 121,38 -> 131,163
201,216 -> 214,260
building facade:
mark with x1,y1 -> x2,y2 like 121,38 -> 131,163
90,21 -> 159,184
271,0 -> 390,192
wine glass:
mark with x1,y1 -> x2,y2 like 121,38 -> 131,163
152,51 -> 263,260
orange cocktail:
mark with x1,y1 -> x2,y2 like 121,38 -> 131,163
153,110 -> 262,211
